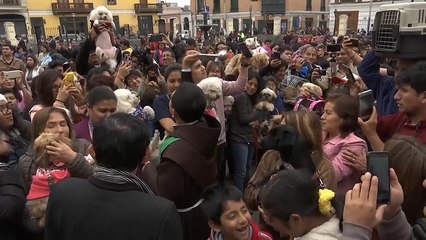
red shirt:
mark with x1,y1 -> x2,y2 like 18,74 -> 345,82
377,112 -> 426,144
207,220 -> 272,240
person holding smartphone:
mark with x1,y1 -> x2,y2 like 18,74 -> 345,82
358,61 -> 426,152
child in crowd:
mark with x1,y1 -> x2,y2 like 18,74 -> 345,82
258,169 -> 342,240
202,183 -> 272,240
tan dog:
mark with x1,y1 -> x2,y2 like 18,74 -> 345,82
33,133 -> 72,169
26,133 -> 72,230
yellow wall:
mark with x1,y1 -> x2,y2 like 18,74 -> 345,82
27,0 -> 159,35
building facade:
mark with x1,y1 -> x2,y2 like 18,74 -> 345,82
158,3 -> 193,36
189,0 -> 329,36
25,0 -> 160,42
329,0 -> 412,35
0,0 -> 31,42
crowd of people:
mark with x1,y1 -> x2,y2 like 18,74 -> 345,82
0,14 -> 425,240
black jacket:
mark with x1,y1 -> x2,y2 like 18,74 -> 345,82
45,176 -> 183,240
0,167 -> 26,240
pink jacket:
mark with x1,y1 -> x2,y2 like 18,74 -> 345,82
323,132 -> 367,193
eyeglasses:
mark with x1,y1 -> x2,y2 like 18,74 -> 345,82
0,103 -> 12,115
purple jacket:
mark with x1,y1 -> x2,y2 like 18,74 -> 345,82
74,118 -> 92,143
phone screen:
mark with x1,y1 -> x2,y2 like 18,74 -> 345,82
273,52 -> 281,60
339,64 -> 355,84
150,34 -> 163,42
358,89 -> 374,118
367,152 -> 390,204
238,42 -> 253,58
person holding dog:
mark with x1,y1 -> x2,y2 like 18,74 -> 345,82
141,82 -> 221,240
45,113 -> 183,240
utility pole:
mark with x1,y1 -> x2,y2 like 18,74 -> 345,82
367,0 -> 373,33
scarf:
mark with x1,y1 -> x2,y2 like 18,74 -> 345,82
93,165 -> 154,195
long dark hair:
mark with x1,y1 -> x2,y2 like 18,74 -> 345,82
35,69 -> 63,106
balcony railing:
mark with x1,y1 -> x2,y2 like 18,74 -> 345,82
0,0 -> 20,6
134,3 -> 162,13
51,2 -> 94,15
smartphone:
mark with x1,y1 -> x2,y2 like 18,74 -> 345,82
123,53 -> 130,62
367,152 -> 390,204
238,42 -> 253,58
358,89 -> 374,118
339,64 -> 356,85
4,70 -> 21,79
63,72 -> 75,87
63,62 -> 70,72
326,44 -> 341,52
349,39 -> 359,47
273,52 -> 281,60
149,34 -> 163,42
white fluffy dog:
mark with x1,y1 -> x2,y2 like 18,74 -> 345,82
255,88 -> 277,112
197,77 -> 223,108
89,6 -> 117,71
114,89 -> 155,121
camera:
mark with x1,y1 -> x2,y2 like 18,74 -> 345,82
319,69 -> 327,75
299,63 -> 312,78
326,44 -> 341,52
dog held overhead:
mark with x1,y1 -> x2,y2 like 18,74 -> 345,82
89,6 -> 118,72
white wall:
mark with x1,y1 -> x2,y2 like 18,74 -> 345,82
328,0 -> 412,32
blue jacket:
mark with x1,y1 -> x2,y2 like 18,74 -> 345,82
357,51 -> 398,116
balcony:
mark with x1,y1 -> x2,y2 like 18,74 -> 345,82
134,3 -> 162,14
51,2 -> 94,15
0,0 -> 20,5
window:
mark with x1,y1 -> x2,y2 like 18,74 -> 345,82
305,17 -> 313,28
230,0 -> 238,13
197,0 -> 204,13
213,0 -> 220,13
306,0 -> 312,11
107,0 -> 116,5
320,0 -> 325,11
262,0 -> 285,15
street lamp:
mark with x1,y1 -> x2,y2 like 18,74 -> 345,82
72,13 -> 77,41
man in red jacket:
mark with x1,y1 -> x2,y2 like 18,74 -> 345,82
359,61 -> 426,151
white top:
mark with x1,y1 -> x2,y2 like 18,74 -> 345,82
294,216 -> 342,240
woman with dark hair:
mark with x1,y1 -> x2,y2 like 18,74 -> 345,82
25,54 -> 44,89
206,61 -> 225,79
0,69 -> 32,112
321,94 -> 367,193
29,69 -> 62,119
258,169 -> 343,239
38,43 -> 51,67
123,70 -> 143,92
30,69 -> 85,122
74,86 -> 117,143
0,94 -> 31,167
229,69 -> 264,191
153,64 -> 181,134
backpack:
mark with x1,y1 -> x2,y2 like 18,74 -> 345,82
293,97 -> 325,116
